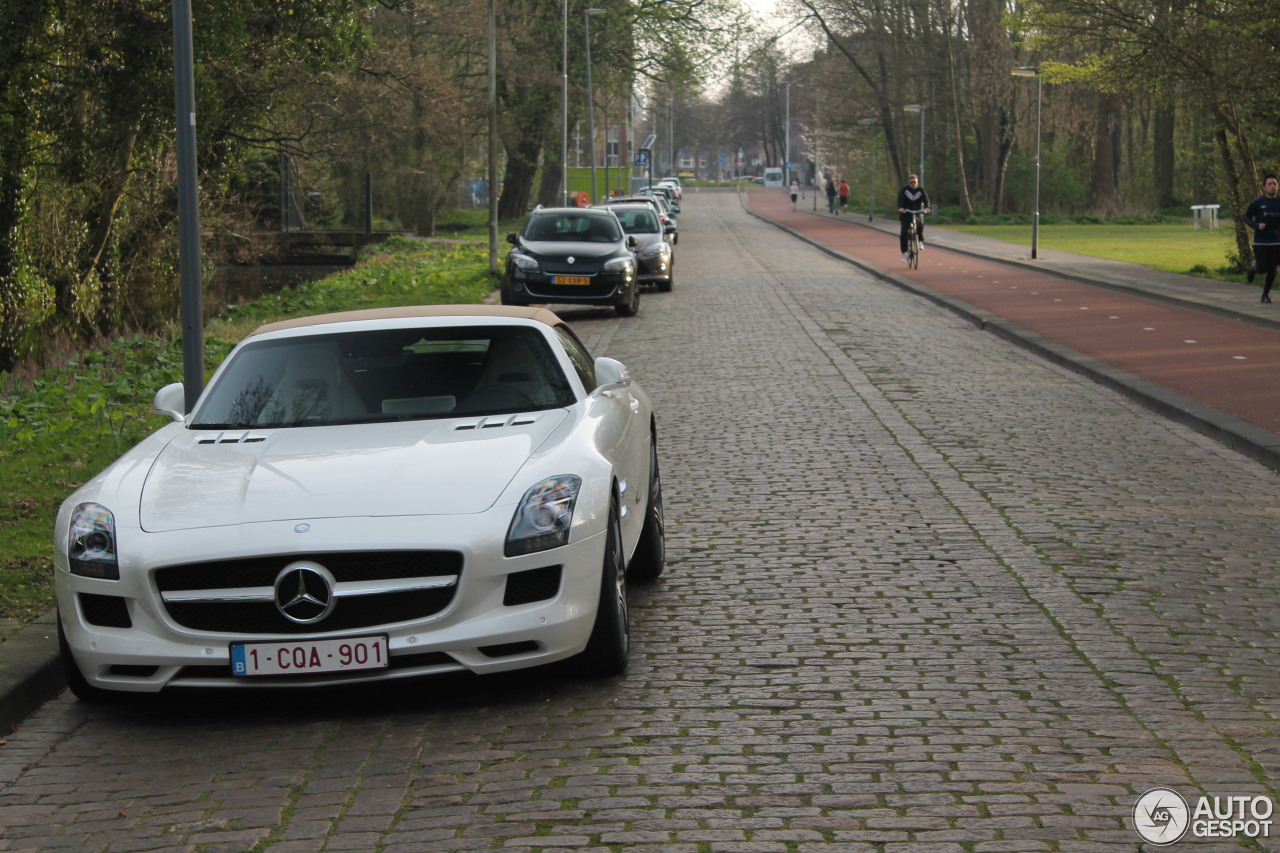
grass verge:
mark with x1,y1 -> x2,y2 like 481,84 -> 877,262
0,234 -> 499,627
942,221 -> 1244,278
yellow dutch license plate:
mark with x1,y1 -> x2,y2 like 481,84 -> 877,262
553,275 -> 591,286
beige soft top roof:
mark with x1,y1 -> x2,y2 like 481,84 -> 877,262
249,304 -> 563,338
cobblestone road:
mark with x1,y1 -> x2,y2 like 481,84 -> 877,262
1,190 -> 1278,852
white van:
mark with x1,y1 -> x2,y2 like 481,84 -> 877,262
763,167 -> 784,187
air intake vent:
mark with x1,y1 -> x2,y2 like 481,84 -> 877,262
80,593 -> 132,628
503,565 -> 562,606
455,415 -> 538,431
196,432 -> 267,445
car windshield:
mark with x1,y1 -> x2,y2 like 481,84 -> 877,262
611,209 -> 659,234
191,325 -> 576,428
524,212 -> 621,243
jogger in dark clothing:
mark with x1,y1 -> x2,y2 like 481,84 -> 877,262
1245,174 -> 1280,303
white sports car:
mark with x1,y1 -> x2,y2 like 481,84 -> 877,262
53,305 -> 664,699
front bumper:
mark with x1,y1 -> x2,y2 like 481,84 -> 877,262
503,269 -> 636,306
55,511 -> 608,693
635,255 -> 671,285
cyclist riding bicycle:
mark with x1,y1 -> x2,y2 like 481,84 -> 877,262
897,174 -> 930,262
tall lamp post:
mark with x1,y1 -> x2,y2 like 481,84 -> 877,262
585,8 -> 605,203
903,104 -> 925,193
173,0 -> 204,411
1012,66 -> 1042,259
784,82 -> 790,184
560,0 -> 568,206
858,118 -> 877,221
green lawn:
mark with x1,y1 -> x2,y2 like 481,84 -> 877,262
0,234 -> 499,628
943,221 -> 1243,278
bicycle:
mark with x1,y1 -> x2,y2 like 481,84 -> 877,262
904,209 -> 926,269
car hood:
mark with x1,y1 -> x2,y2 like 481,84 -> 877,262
521,240 -> 620,259
138,412 -> 568,532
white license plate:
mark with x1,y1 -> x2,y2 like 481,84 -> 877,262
230,635 -> 390,676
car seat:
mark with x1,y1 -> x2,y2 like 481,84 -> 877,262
259,343 -> 368,423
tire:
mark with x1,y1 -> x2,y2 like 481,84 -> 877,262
629,438 -> 666,582
499,277 -> 528,307
58,614 -> 119,703
615,283 -> 639,317
657,267 -> 673,293
576,500 -> 629,676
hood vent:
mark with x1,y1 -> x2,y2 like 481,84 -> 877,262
456,415 -> 538,431
195,432 -> 268,445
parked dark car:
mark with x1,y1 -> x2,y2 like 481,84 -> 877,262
594,202 -> 673,292
609,195 -> 678,245
502,207 -> 640,316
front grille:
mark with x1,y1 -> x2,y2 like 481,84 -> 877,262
155,551 -> 461,591
80,593 -> 132,628
503,565 -> 562,606
155,551 -> 463,635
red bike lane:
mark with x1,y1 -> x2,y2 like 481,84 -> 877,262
743,188 -> 1280,462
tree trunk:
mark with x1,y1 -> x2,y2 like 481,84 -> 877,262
1090,94 -> 1123,215
1153,105 -> 1176,208
1212,116 -> 1252,271
498,134 -> 542,220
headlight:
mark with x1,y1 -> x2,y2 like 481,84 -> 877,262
506,476 -> 581,557
510,252 -> 539,272
603,256 -> 633,273
68,502 -> 119,579
638,243 -> 667,259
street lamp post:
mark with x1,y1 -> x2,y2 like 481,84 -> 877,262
584,8 -> 604,203
560,0 -> 568,206
1012,66 -> 1042,259
173,0 -> 204,411
784,82 -> 790,185
903,104 -> 925,192
858,118 -> 877,221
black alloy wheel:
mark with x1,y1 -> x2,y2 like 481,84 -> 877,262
629,437 -> 666,582
577,499 -> 629,676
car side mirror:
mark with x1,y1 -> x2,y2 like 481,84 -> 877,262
664,224 -> 675,234
626,236 -> 638,250
506,233 -> 518,245
593,357 -> 632,392
154,382 -> 186,422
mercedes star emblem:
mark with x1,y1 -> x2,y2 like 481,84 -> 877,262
274,563 -> 336,624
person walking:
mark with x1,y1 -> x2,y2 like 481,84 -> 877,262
789,179 -> 800,211
1245,174 -> 1280,302
825,176 -> 837,214
838,178 -> 850,215
897,173 -> 930,262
